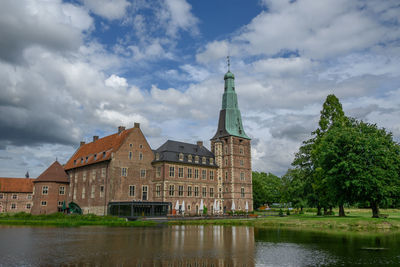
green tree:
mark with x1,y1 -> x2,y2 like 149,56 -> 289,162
292,94 -> 348,215
252,172 -> 282,208
281,169 -> 308,211
316,120 -> 400,217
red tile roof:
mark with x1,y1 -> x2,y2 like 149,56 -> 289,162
35,161 -> 69,183
0,178 -> 34,193
64,128 -> 134,170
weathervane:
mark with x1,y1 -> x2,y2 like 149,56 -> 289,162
227,56 -> 230,71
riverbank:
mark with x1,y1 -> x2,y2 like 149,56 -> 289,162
168,209 -> 400,235
1,209 -> 400,235
0,212 -> 157,227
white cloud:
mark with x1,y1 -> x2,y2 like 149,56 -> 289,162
161,0 -> 199,37
82,0 -> 130,20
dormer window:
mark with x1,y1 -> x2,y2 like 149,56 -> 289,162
94,154 -> 97,161
103,151 -> 106,158
202,157 -> 206,164
188,155 -> 192,162
155,153 -> 160,160
179,153 -> 184,161
81,158 -> 83,164
74,160 -> 76,165
85,156 -> 88,163
195,156 -> 199,163
210,158 -> 214,165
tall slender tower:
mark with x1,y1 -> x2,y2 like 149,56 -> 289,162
211,61 -> 253,212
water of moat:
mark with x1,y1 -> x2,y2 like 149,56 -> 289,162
1,225 -> 400,266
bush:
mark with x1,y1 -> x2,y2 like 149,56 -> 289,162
286,209 -> 290,216
279,209 -> 284,216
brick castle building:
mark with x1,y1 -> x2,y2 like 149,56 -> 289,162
1,68 -> 253,215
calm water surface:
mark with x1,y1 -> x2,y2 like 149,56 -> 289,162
0,225 -> 399,266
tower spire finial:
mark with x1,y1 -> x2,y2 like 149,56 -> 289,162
227,56 -> 230,71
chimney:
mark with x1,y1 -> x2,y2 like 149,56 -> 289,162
93,136 -> 99,142
197,141 -> 203,147
80,141 -> 85,147
134,122 -> 140,128
25,171 -> 29,178
118,126 -> 126,133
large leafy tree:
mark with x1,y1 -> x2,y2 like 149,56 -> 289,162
316,120 -> 400,217
292,94 -> 348,215
252,172 -> 282,208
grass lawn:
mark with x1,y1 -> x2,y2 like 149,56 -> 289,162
0,212 -> 157,227
168,208 -> 400,235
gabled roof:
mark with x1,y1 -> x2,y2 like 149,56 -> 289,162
64,128 -> 134,170
153,140 -> 216,167
35,161 -> 69,183
0,178 -> 34,193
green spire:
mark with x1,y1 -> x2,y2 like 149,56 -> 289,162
212,59 -> 250,140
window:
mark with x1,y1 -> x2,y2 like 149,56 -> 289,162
169,166 -> 175,177
103,151 -> 106,158
100,185 -> 104,197
241,172 -> 245,181
240,159 -> 244,166
225,159 -> 228,166
91,185 -> 95,198
94,154 -> 97,160
59,186 -> 65,195
202,187 -> 207,197
179,153 -> 184,161
139,152 -> 143,160
140,169 -> 146,178
27,194 -> 32,200
187,186 -> 192,197
121,167 -> 127,176
240,146 -> 244,155
85,156 -> 88,163
139,144 -> 143,148
187,168 -> 192,178
188,205 -> 191,211
202,170 -> 207,179
156,185 -> 161,197
194,186 -> 199,197
169,185 -> 175,196
101,168 -> 106,178
202,157 -> 206,164
12,194 -> 17,200
210,187 -> 214,198
210,158 -> 214,165
226,187 -> 229,192
194,169 -> 199,179
26,203 -> 31,209
74,160 -> 76,165
188,155 -> 192,162
83,171 -> 86,182
155,153 -> 160,160
210,171 -> 214,180
11,203 -> 16,209
81,158 -> 84,164
130,143 -> 133,147
225,146 -> 228,154
142,186 -> 148,200
225,172 -> 228,180
129,151 -> 132,160
178,185 -> 184,196
178,168 -> 183,178
41,201 -> 47,206
42,186 -> 48,195
58,201 -> 63,207
0,194 -> 3,199
73,188 -> 76,200
129,185 -> 135,197
92,170 -> 96,180
241,187 -> 245,198
82,187 -> 85,199
195,156 -> 199,163
156,167 -> 161,177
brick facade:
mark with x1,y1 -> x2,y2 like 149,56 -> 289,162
31,182 -> 69,215
0,192 -> 33,213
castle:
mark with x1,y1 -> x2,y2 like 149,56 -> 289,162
0,68 -> 253,216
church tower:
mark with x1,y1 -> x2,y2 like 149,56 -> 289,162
211,60 -> 253,212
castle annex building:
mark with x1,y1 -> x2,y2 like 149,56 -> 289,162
1,69 -> 253,216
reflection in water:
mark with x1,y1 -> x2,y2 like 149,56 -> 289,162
1,226 -> 400,266
0,225 -> 255,266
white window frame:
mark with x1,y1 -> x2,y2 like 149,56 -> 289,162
42,186 -> 49,195
129,185 -> 135,197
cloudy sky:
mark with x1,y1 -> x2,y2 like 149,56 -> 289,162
1,0 -> 399,178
